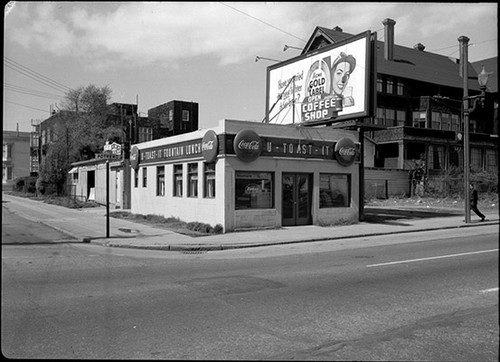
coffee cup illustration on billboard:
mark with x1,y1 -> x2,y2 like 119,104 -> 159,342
305,58 -> 331,99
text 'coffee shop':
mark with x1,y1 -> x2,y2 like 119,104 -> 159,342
130,119 -> 361,232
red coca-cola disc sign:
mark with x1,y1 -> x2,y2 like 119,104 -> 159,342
201,130 -> 218,162
234,129 -> 261,162
334,137 -> 357,166
130,146 -> 140,170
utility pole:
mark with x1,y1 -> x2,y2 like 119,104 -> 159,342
458,36 -> 471,223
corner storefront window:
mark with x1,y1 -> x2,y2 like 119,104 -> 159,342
142,167 -> 147,187
188,163 -> 198,197
235,171 -> 273,210
156,166 -> 165,196
319,174 -> 350,208
203,163 -> 216,198
173,164 -> 183,197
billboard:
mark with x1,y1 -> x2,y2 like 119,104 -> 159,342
266,31 -> 372,126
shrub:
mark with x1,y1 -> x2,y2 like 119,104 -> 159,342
13,176 -> 37,193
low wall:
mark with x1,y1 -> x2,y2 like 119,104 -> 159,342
365,167 -> 410,199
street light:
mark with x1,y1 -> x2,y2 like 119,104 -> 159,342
255,56 -> 280,63
283,45 -> 302,52
458,36 -> 489,223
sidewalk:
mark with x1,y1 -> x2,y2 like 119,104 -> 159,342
3,192 -> 498,252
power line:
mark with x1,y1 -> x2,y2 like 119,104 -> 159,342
4,82 -> 64,99
4,56 -> 73,93
4,100 -> 51,113
219,2 -> 307,43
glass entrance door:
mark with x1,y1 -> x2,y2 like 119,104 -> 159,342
282,173 -> 312,226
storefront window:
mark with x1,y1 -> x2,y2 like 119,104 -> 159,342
156,166 -> 165,196
134,169 -> 138,188
173,164 -> 183,197
235,172 -> 273,210
319,174 -> 350,208
142,167 -> 147,187
204,163 -> 216,198
188,163 -> 198,197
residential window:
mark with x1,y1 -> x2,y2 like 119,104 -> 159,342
377,76 -> 383,93
187,163 -> 198,197
396,81 -> 404,96
138,127 -> 153,143
386,109 -> 396,127
182,110 -> 190,122
134,169 -> 138,188
431,111 -> 441,130
441,113 -> 451,131
319,174 -> 350,208
3,143 -> 12,161
173,164 -> 183,197
31,134 -> 39,147
412,111 -> 427,128
142,167 -> 147,187
451,114 -> 460,133
72,172 -> 79,184
428,145 -> 444,169
3,165 -> 13,181
169,109 -> 174,121
235,172 -> 273,210
471,148 -> 482,171
386,79 -> 394,94
396,110 -> 406,126
156,166 -> 165,196
204,162 -> 216,198
486,150 -> 497,172
42,130 -> 47,145
376,108 -> 384,125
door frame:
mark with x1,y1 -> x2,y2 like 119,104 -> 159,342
282,173 -> 312,226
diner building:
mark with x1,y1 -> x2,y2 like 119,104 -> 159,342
130,119 -> 361,232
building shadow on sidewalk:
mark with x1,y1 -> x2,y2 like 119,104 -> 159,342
364,207 -> 461,225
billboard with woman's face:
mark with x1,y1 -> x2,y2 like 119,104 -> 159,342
266,31 -> 372,126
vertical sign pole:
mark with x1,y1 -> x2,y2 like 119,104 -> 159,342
106,160 -> 110,238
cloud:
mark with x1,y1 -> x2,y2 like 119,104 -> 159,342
7,2 -> 497,70
9,2 -> 316,69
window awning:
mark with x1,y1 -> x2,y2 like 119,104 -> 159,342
68,167 -> 78,174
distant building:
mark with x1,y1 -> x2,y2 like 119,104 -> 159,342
147,100 -> 199,138
2,130 -> 31,190
301,19 -> 497,197
66,100 -> 199,209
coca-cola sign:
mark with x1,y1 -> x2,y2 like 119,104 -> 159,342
334,137 -> 357,166
130,146 -> 140,170
201,130 -> 218,162
234,129 -> 261,162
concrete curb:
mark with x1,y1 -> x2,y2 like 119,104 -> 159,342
97,219 -> 499,252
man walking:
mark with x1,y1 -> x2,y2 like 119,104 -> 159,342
470,183 -> 485,221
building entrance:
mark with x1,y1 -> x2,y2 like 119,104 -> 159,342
282,173 -> 312,226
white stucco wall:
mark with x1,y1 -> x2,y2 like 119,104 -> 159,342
130,119 -> 360,233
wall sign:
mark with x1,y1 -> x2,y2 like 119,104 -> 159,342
130,146 -> 140,170
233,129 -> 262,162
201,130 -> 218,162
334,137 -> 357,166
139,139 -> 203,165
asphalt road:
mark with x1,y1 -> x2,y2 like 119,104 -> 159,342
1,209 -> 498,360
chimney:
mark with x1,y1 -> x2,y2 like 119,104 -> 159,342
383,18 -> 396,61
333,26 -> 343,32
414,43 -> 425,51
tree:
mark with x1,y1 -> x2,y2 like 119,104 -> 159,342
39,84 -> 122,195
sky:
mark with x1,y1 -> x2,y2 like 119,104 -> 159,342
3,2 -> 498,133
